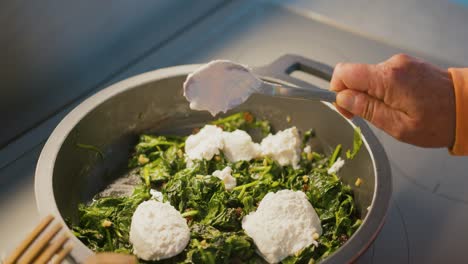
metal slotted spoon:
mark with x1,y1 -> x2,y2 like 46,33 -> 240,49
253,54 -> 337,103
255,79 -> 336,103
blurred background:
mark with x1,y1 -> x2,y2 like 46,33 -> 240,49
2,0 -> 468,263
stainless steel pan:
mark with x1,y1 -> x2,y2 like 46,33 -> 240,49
35,54 -> 392,263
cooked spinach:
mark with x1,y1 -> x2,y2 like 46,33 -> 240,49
346,127 -> 363,159
70,112 -> 362,263
71,186 -> 150,253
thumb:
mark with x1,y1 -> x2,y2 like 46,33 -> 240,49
336,89 -> 405,133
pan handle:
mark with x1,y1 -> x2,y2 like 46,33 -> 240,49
253,54 -> 334,90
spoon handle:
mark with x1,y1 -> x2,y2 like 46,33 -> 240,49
257,81 -> 337,103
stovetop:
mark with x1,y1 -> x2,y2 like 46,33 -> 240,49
2,1 -> 468,263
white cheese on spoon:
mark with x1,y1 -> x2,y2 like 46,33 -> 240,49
183,60 -> 262,116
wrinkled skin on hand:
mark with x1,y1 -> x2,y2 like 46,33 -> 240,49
331,54 -> 456,148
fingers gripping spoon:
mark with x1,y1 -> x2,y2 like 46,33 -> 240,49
183,60 -> 336,116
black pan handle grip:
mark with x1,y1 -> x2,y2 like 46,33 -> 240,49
253,54 -> 334,90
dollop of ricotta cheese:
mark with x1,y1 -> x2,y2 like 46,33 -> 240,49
212,166 -> 237,190
222,130 -> 261,162
185,125 -> 260,163
185,125 -> 224,161
183,60 -> 262,116
130,200 -> 190,261
150,189 -> 164,202
328,157 -> 345,175
185,125 -> 304,169
242,190 -> 322,263
260,127 -> 301,168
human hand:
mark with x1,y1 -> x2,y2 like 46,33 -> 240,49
330,54 -> 455,148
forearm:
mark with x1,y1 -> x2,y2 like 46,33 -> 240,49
448,68 -> 468,155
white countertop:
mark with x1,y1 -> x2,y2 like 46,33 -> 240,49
270,0 -> 468,66
2,1 -> 468,263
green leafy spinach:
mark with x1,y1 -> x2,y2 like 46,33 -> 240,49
70,112 -> 362,263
